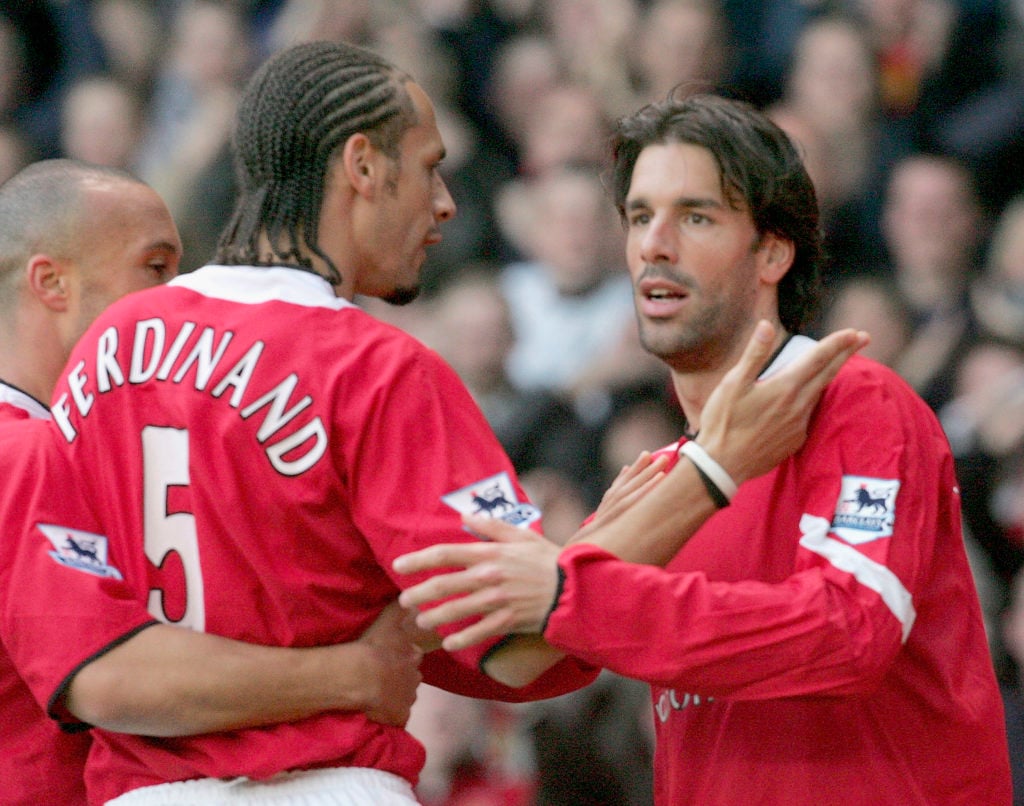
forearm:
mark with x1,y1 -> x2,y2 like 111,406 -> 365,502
65,625 -> 380,736
482,634 -> 567,688
572,455 -> 720,567
483,459 -> 720,682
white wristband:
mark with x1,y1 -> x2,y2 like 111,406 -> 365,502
678,440 -> 738,502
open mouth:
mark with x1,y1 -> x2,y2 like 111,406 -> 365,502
646,287 -> 685,301
639,279 -> 689,318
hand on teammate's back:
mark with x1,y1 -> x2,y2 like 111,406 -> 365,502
356,601 -> 425,726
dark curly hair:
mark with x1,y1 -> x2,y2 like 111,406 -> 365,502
215,41 -> 416,284
608,93 -> 824,332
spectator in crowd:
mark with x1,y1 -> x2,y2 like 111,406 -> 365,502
630,0 -> 732,105
525,668 -> 655,806
59,74 -> 144,171
85,0 -> 169,98
538,0 -> 639,118
768,13 -> 911,278
407,684 -> 535,806
859,0 -> 1020,212
516,82 -> 613,180
481,33 -> 564,174
970,195 -> 1024,349
496,163 -> 663,422
815,274 -> 912,369
940,340 -> 1024,589
428,267 -> 603,505
263,0 -> 376,54
0,124 -> 34,184
879,152 -> 988,411
134,0 -> 255,227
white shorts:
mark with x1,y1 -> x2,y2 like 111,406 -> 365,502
104,767 -> 420,805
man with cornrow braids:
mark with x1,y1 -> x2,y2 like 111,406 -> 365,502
6,42 -> 863,804
0,158 -> 423,806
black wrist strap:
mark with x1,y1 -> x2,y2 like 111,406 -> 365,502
685,455 -> 731,509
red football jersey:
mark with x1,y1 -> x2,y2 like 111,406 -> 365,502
0,395 -> 92,806
30,265 -> 593,804
546,340 -> 1012,804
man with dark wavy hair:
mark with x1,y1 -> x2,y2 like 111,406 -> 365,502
396,93 -> 1011,805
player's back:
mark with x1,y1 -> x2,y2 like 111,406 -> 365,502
48,263 -> 514,797
52,265 -> 399,644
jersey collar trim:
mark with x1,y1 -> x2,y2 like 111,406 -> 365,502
758,334 -> 817,380
169,265 -> 358,311
0,380 -> 51,419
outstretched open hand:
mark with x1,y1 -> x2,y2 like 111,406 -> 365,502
697,321 -> 868,485
394,515 -> 562,652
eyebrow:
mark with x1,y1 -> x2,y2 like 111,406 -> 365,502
625,196 -> 725,211
146,240 -> 183,256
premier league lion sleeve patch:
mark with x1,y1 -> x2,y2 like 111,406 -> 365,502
830,475 -> 901,545
37,522 -> 124,579
441,471 -> 541,531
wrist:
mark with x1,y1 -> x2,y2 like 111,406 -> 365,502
679,440 -> 736,507
327,643 -> 382,713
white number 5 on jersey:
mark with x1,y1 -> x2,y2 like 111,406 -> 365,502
142,426 -> 205,631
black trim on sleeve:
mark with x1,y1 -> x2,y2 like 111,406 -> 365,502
48,620 -> 162,732
478,633 -> 516,675
540,565 -> 567,636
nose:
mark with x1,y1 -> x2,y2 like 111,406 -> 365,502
639,216 -> 678,266
434,174 -> 456,223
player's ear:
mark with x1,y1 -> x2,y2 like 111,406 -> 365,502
341,133 -> 380,199
25,255 -> 70,312
756,232 -> 795,286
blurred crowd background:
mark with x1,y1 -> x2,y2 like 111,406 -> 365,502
3,0 -> 1024,802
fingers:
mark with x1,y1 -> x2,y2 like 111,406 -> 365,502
398,567 -> 478,609
774,328 -> 868,410
440,612 -> 511,652
782,328 -> 868,389
461,513 -> 544,543
815,328 -> 869,384
594,451 -> 667,516
393,541 -> 492,576
612,452 -> 668,496
367,660 -> 422,725
723,319 -> 777,388
401,608 -> 443,651
412,586 -> 509,632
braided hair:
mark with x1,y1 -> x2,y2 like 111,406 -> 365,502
215,41 -> 416,284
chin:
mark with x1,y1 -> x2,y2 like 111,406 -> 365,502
381,285 -> 421,306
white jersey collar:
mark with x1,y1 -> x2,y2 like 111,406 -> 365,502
758,334 -> 818,380
169,265 -> 359,311
0,381 -> 51,419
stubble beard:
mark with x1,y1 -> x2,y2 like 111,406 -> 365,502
380,284 -> 421,306
637,296 -> 749,374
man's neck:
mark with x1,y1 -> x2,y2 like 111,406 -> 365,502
0,326 -> 63,407
670,326 -> 792,434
